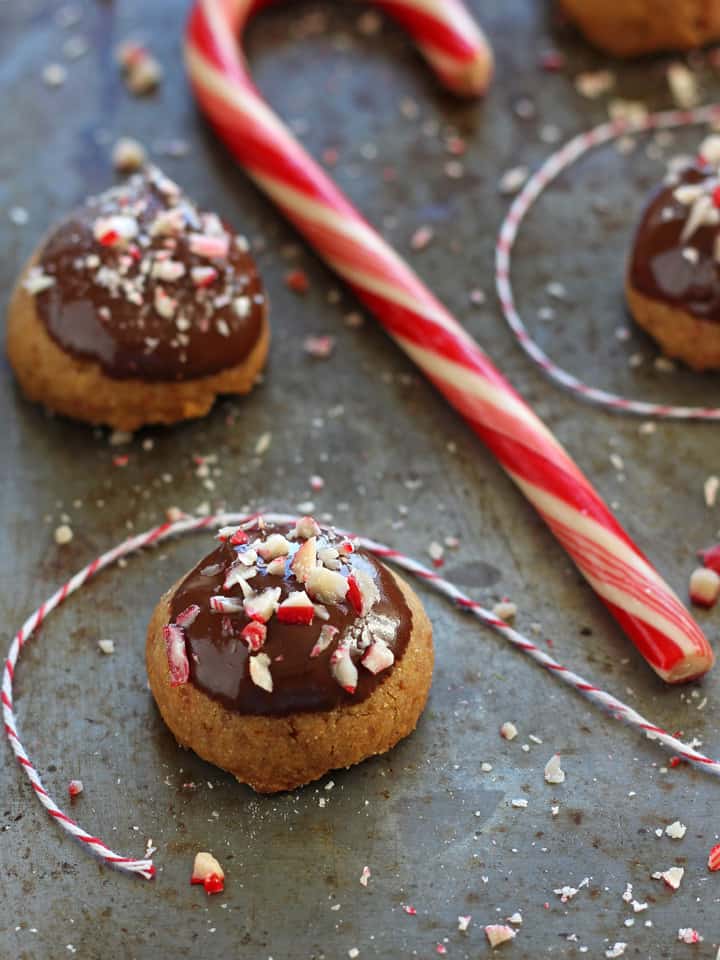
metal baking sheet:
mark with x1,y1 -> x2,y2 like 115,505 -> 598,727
3,1 -> 720,957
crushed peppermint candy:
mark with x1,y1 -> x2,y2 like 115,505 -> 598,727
164,518 -> 398,698
665,820 -> 687,840
652,865 -> 684,890
303,335 -> 335,359
605,944 -> 626,959
359,865 -> 371,886
500,721 -> 518,740
112,137 -> 147,172
677,928 -> 703,944
191,851 -> 224,895
485,925 -> 516,949
544,754 -> 566,785
68,779 -> 84,799
97,639 -> 115,655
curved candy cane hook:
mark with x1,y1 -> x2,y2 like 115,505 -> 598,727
184,1 -> 712,683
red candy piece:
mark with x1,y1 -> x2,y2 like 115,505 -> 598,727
699,543 -> 720,573
708,843 -> 720,871
285,268 -> 309,293
230,529 -> 249,546
713,186 -> 720,209
346,574 -> 363,615
203,873 -> 224,894
277,604 -> 314,625
98,229 -> 120,247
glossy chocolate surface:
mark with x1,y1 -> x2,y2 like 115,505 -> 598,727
33,167 -> 265,380
168,523 -> 413,716
629,164 -> 720,323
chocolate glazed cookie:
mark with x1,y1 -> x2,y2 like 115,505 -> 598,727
146,517 -> 434,792
627,136 -> 720,370
7,166 -> 269,429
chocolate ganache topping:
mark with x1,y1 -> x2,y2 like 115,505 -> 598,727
27,166 -> 265,380
629,138 -> 720,324
166,517 -> 413,716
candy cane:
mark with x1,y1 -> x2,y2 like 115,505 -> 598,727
185,0 -> 711,682
496,103 -> 720,420
5,513 -> 720,880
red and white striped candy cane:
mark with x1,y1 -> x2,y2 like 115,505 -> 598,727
496,103 -> 720,420
5,513 -> 720,880
185,1 -> 712,683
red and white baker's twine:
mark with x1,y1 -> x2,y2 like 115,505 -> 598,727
496,103 -> 720,420
5,512 -> 720,880
185,0 -> 712,683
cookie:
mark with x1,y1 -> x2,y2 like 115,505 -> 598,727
626,136 -> 720,370
146,516 -> 434,793
7,166 -> 269,430
560,0 -> 720,57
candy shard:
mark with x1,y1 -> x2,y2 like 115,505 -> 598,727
653,865 -> 684,890
306,567 -> 349,604
175,604 -> 200,629
257,533 -> 292,561
241,620 -> 267,652
210,595 -> 245,614
163,623 -> 189,685
361,641 -> 395,674
291,536 -> 317,583
311,624 -> 339,658
689,567 -> 720,608
331,644 -> 358,693
707,843 -> 720,871
243,587 -> 281,623
294,515 -> 321,540
68,779 -> 84,798
249,652 -> 273,692
544,753 -> 566,785
500,721 -> 518,740
191,851 -> 225,895
277,590 -> 314,624
347,570 -> 379,616
484,924 -> 516,948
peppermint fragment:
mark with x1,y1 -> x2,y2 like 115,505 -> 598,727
191,851 -> 225,895
249,652 -> 273,692
163,623 -> 189,686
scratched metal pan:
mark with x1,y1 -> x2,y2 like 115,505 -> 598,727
2,1 -> 720,958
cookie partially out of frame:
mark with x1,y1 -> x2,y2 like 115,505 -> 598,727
146,517 -> 434,793
560,0 -> 720,57
626,136 -> 720,371
7,166 -> 269,430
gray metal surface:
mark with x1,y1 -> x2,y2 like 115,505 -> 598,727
2,1 -> 720,957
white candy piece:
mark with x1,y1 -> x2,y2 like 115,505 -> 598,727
500,721 -> 518,740
544,753 -> 566,785
209,595 -> 244,614
112,136 -> 147,172
291,536 -> 317,583
689,567 -> 720,608
330,645 -> 358,693
699,134 -> 720,165
243,587 -> 281,623
311,624 -> 338,658
653,865 -> 684,890
665,820 -> 687,840
485,925 -> 516,949
294,515 -> 321,539
361,642 -> 395,675
192,851 -> 224,883
256,533 -> 292,561
249,652 -> 273,692
306,567 -> 349,604
23,267 -> 56,295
